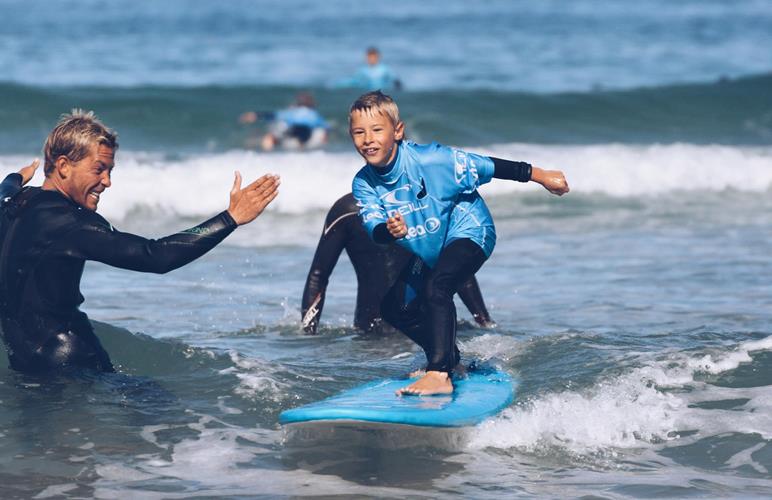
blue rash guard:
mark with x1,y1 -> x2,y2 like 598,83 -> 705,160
273,106 -> 329,129
335,63 -> 399,91
352,141 -> 496,268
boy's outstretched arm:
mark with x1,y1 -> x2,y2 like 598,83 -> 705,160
490,157 -> 569,196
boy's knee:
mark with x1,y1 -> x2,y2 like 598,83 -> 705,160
425,273 -> 456,306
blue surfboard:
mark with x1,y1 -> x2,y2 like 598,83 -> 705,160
279,370 -> 515,428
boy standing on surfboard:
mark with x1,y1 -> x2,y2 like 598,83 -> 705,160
350,91 -> 569,396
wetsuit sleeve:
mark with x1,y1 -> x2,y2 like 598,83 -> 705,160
301,198 -> 353,334
352,174 -> 388,242
60,210 -> 238,273
456,275 -> 493,326
0,174 -> 23,202
491,157 -> 532,182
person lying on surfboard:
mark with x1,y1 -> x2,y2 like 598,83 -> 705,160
350,91 -> 569,396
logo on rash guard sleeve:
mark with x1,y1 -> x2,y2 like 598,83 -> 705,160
453,149 -> 479,186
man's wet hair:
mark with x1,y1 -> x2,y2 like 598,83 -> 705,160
44,109 -> 118,176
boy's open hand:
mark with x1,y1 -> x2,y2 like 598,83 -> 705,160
386,214 -> 408,239
227,171 -> 280,225
531,167 -> 570,196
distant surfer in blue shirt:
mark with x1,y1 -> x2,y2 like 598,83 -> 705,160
350,91 -> 569,395
334,47 -> 402,91
239,92 -> 329,151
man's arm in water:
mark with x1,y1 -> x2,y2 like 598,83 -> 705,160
457,275 -> 496,328
301,197 -> 353,334
0,159 -> 40,201
61,172 -> 280,273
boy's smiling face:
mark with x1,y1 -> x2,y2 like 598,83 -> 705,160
349,109 -> 404,168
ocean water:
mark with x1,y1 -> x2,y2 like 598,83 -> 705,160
1,0 -> 771,498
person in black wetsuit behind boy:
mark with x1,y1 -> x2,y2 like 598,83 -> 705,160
301,192 -> 494,334
0,110 -> 280,373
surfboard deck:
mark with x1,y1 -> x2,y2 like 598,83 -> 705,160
279,369 -> 515,428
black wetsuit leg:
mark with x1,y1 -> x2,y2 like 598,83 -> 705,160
424,239 -> 487,371
380,256 -> 429,349
381,238 -> 488,372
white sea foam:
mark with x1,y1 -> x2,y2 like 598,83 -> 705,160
94,413 -> 422,499
468,335 -> 772,457
460,333 -> 527,362
2,143 -> 771,222
219,350 -> 292,402
32,483 -> 79,499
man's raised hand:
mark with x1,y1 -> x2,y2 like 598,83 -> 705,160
227,171 -> 280,225
18,158 -> 40,185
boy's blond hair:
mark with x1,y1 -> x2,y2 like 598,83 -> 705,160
348,91 -> 401,128
43,109 -> 119,176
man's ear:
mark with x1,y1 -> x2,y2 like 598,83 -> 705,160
394,121 -> 405,141
54,156 -> 70,178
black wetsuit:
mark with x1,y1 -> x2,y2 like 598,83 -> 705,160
0,174 -> 238,373
301,193 -> 492,334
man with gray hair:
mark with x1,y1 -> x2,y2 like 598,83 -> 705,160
0,110 -> 279,373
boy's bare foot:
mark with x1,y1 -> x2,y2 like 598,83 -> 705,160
396,371 -> 453,396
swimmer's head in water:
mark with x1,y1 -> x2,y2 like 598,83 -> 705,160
295,92 -> 316,108
349,91 -> 404,167
366,46 -> 380,66
44,109 -> 118,177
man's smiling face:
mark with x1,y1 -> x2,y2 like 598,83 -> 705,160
60,143 -> 114,211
